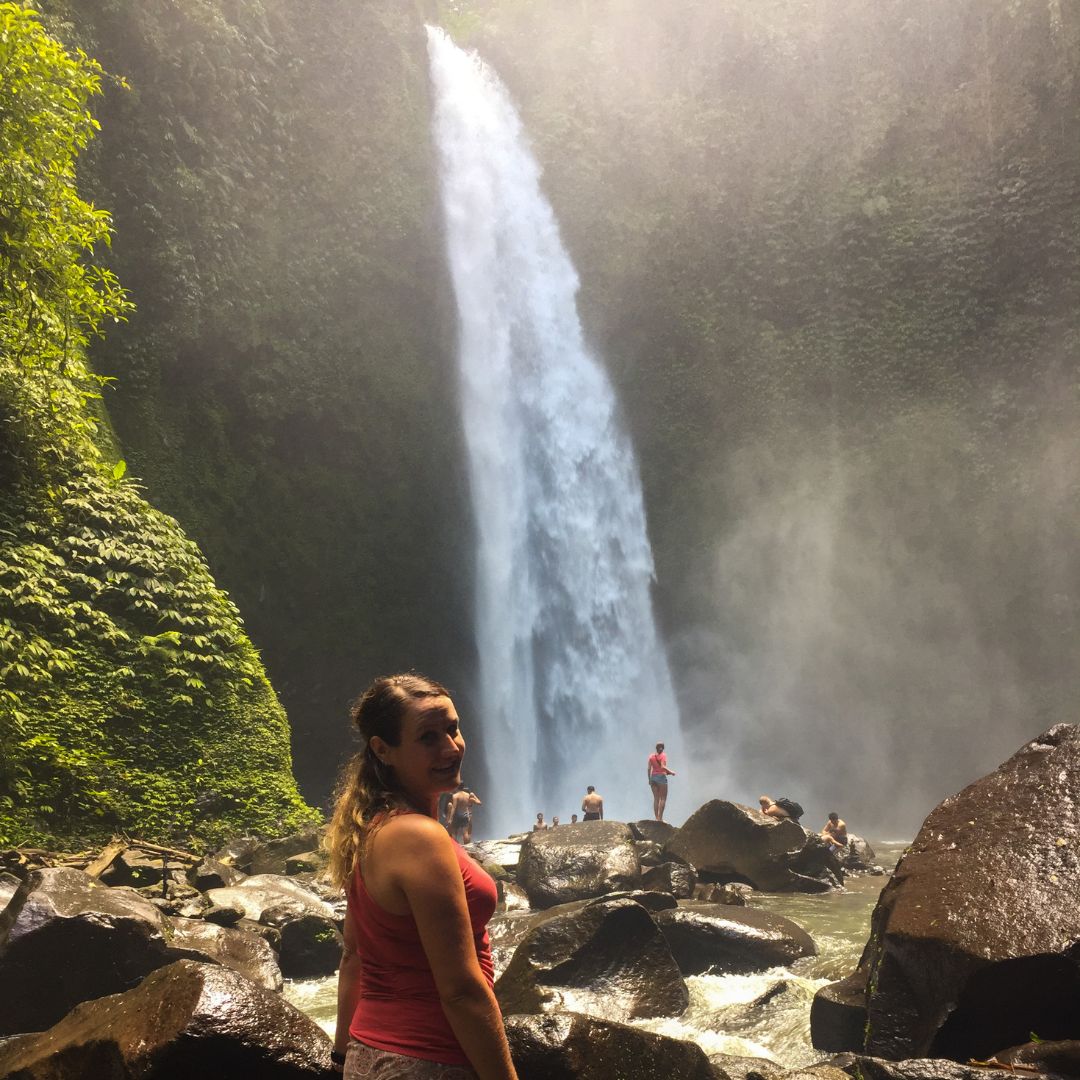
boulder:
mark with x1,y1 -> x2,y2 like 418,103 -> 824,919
810,970 -> 868,1053
590,890 -> 678,913
0,873 -> 19,914
494,898 -> 688,1021
840,835 -> 877,873
246,828 -> 325,877
655,903 -> 816,976
634,840 -> 666,866
709,1055 -> 783,1080
641,860 -> 697,898
0,960 -> 330,1078
517,821 -> 640,909
274,913 -> 343,979
98,849 -> 189,889
204,902 -> 245,928
788,834 -> 845,889
164,917 -> 283,991
284,851 -> 326,876
696,883 -> 753,905
828,1054 -> 1068,1080
189,857 -> 246,892
997,1040 -> 1080,1075
815,724 -> 1080,1062
211,836 -> 261,872
0,868 -> 169,1036
664,801 -> 808,890
205,875 -> 336,926
505,1011 -> 717,1080
468,836 -> 525,873
629,820 -> 677,845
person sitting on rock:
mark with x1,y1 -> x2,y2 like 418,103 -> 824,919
444,784 -> 481,844
759,795 -> 790,820
821,812 -> 848,851
581,786 -> 604,821
533,812 -> 547,831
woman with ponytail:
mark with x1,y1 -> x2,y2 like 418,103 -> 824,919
325,674 -> 517,1080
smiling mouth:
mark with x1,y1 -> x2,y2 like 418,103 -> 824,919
434,762 -> 461,775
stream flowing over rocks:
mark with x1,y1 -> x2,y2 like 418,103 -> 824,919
3,734 -> 1080,1078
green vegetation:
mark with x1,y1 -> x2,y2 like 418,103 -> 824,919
0,4 -> 315,848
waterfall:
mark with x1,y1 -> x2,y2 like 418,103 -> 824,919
427,27 -> 684,837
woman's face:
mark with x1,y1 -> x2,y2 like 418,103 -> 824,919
378,695 -> 465,805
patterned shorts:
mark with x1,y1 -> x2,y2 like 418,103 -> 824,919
344,1041 -> 478,1080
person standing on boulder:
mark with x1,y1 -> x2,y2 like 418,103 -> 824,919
647,743 -> 675,821
324,673 -> 518,1080
581,786 -> 604,821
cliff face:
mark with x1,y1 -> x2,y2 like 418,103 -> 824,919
39,0 -> 1080,828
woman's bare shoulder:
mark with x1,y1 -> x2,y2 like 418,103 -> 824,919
376,812 -> 452,852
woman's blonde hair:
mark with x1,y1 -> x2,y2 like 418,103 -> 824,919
324,672 -> 449,888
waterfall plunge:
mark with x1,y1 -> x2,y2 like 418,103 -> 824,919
427,27 -> 684,836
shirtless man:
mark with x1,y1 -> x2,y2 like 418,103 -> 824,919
759,795 -> 790,820
822,812 -> 848,851
581,786 -> 604,821
444,785 -> 481,843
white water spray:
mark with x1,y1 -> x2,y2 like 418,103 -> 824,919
427,27 -> 684,836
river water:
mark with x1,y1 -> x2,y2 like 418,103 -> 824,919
284,840 -> 906,1068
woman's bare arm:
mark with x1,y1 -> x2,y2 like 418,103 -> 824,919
379,815 -> 518,1080
333,906 -> 363,1066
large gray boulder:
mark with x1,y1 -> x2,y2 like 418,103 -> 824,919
810,970 -> 869,1053
495,898 -> 688,1021
517,821 -> 640,908
629,820 -> 677,845
275,912 -> 344,979
664,801 -> 809,891
641,860 -> 698,898
0,960 -> 331,1079
247,828 -> 325,876
205,875 -> 336,926
0,867 -> 170,1036
165,917 -> 283,991
814,724 -> 1080,1062
655,902 -> 816,976
505,1012 -> 718,1080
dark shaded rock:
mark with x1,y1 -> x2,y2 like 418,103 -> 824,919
204,903 -> 245,928
206,875 -> 336,925
788,871 -> 839,893
997,1040 -> 1080,1075
655,903 -> 816,976
696,883 -> 753,905
238,918 -> 282,951
517,821 -> 640,909
664,801 -> 807,890
840,835 -> 877,872
247,828 -> 324,877
0,868 -> 169,1036
275,913 -> 343,979
495,898 -> 688,1021
99,850 -> 188,889
819,724 -> 1080,1062
828,1053 -> 1068,1080
811,970 -> 868,1053
590,890 -> 678,913
165,917 -> 283,991
788,834 -> 845,888
634,840 -> 666,866
189,857 -> 246,892
284,851 -> 326,876
505,1011 -> 717,1080
629,820 -> 677,845
641,860 -> 698,898
0,960 -> 330,1078
211,836 -> 261,873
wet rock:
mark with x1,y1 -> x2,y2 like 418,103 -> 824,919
284,851 -> 326,876
495,897 -> 688,1021
711,1054 -> 784,1080
641,860 -> 698,898
505,1011 -> 717,1080
840,836 -> 877,872
810,970 -> 868,1054
468,836 -> 525,873
827,1054 -> 1067,1080
206,875 -> 336,926
0,873 -> 19,914
655,902 -> 816,976
788,834 -> 845,889
0,959 -> 331,1078
629,820 -> 677,845
501,882 -> 530,913
204,902 -> 245,928
238,918 -> 282,951
211,836 -> 261,872
634,840 -> 666,866
696,882 -> 753,905
517,821 -> 640,909
817,724 -> 1080,1062
165,916 -> 283,991
189,857 -> 246,892
274,913 -> 343,979
590,890 -> 678,913
664,801 -> 808,891
0,867 -> 170,1036
245,828 -> 325,877
997,1040 -> 1080,1075
98,850 -> 189,889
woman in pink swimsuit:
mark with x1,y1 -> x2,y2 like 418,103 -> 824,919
325,674 -> 518,1079
647,741 -> 676,822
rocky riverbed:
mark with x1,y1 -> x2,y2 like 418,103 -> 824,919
2,725 -> 1079,1079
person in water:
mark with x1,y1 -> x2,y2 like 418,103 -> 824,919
759,795 -> 790,820
647,743 -> 676,821
822,811 -> 848,851
325,673 -> 518,1080
581,786 -> 603,821
445,784 -> 482,845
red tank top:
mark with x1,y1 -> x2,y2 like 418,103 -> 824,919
347,835 -> 497,1065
